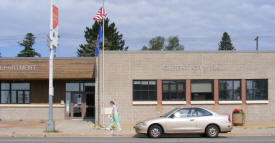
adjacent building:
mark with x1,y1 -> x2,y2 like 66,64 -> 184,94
0,58 -> 95,120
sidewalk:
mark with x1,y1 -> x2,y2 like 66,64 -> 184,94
226,122 -> 275,136
0,120 -> 134,137
0,120 -> 275,137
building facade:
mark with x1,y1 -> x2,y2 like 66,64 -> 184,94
0,58 -> 95,120
0,51 -> 274,126
97,51 -> 274,125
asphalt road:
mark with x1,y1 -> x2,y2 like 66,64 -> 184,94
0,136 -> 274,143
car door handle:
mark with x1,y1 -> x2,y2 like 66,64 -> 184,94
190,119 -> 195,121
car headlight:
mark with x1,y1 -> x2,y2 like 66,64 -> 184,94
137,122 -> 146,126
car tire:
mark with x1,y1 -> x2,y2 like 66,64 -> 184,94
148,125 -> 162,138
206,125 -> 219,138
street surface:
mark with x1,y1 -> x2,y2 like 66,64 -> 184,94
0,136 -> 274,143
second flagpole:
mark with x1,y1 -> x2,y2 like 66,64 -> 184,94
102,0 -> 105,127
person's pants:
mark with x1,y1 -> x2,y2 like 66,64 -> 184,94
108,115 -> 121,130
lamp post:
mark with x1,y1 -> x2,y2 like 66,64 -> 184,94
255,36 -> 259,51
46,0 -> 58,132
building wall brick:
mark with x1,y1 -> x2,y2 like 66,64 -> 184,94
186,79 -> 191,106
0,106 -> 64,120
214,79 -> 219,104
97,51 -> 275,125
157,80 -> 162,106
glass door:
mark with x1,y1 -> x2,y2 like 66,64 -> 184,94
65,82 -> 95,120
71,92 -> 84,119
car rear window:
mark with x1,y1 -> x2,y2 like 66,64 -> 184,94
197,108 -> 212,117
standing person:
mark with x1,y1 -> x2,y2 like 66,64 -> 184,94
106,101 -> 121,131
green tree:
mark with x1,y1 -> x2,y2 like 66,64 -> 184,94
142,36 -> 184,51
218,32 -> 235,50
165,36 -> 184,51
142,36 -> 165,50
78,18 -> 128,57
17,33 -> 41,57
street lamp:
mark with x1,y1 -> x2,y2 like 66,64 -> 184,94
46,0 -> 58,132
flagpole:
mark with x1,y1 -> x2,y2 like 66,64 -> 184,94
102,0 -> 105,127
96,41 -> 100,126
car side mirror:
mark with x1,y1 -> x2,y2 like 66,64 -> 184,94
169,114 -> 175,118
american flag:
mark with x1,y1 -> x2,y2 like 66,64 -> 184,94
93,7 -> 107,21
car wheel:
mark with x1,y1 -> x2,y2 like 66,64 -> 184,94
206,125 -> 219,138
148,125 -> 162,138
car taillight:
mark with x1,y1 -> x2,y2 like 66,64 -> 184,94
228,114 -> 231,122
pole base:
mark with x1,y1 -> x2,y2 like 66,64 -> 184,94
46,120 -> 55,132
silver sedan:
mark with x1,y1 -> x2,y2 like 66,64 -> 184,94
134,107 -> 232,138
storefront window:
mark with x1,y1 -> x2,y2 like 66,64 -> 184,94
0,82 -> 30,104
1,83 -> 10,90
219,80 -> 241,101
162,80 -> 186,101
133,80 -> 157,101
191,80 -> 213,101
66,83 -> 80,91
1,91 -> 10,104
246,79 -> 268,100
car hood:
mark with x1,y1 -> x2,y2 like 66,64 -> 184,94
143,117 -> 166,124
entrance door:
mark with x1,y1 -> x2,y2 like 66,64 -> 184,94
85,92 -> 95,118
71,92 -> 84,119
65,82 -> 95,120
84,83 -> 95,119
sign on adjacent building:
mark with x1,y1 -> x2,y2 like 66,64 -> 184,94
0,65 -> 36,71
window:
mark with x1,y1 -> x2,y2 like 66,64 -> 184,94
174,108 -> 196,118
133,80 -> 157,101
246,79 -> 268,100
219,80 -> 241,101
196,108 -> 212,117
0,82 -> 30,104
191,80 -> 213,101
162,80 -> 186,101
162,108 -> 179,117
66,83 -> 81,92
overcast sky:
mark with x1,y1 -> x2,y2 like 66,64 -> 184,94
0,0 -> 275,57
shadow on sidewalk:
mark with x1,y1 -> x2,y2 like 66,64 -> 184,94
133,133 -> 229,138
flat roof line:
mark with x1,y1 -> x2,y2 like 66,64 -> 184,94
0,57 -> 96,60
103,50 -> 275,54
1,50 -> 275,59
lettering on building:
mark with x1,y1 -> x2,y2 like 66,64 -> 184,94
0,65 -> 37,71
163,65 -> 224,72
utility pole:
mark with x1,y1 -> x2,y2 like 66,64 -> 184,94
46,0 -> 58,132
255,36 -> 259,51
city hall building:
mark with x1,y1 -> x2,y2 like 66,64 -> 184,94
0,51 -> 274,125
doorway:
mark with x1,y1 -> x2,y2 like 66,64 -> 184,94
85,92 -> 95,119
65,82 -> 95,120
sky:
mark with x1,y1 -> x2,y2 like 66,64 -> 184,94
0,0 -> 275,57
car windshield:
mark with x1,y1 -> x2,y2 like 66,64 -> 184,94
161,108 -> 179,117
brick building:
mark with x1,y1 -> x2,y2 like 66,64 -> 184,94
97,51 -> 274,125
0,51 -> 274,126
